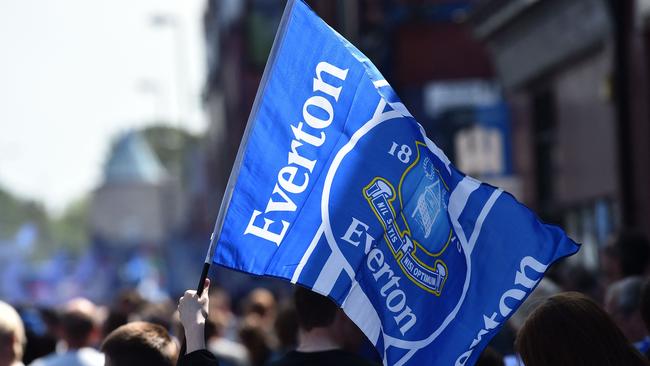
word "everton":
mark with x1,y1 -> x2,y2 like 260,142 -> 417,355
342,218 -> 418,335
455,255 -> 549,366
244,61 -> 349,245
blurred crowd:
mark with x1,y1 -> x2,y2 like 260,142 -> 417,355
1,231 -> 650,366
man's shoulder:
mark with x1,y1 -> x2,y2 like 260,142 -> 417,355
29,349 -> 103,366
28,353 -> 58,366
76,347 -> 104,365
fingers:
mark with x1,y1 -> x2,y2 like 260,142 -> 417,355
200,278 -> 210,301
177,279 -> 211,309
178,289 -> 198,306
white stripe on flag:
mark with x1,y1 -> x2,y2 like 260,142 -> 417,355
448,176 -> 481,250
342,281 -> 382,345
291,223 -> 324,283
373,79 -> 389,88
388,102 -> 413,118
419,123 -> 452,175
312,251 -> 347,295
466,189 -> 503,255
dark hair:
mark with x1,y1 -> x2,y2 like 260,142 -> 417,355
476,346 -> 504,366
60,310 -> 94,346
294,286 -> 337,331
101,321 -> 177,366
102,310 -> 128,339
516,292 -> 648,366
274,301 -> 299,349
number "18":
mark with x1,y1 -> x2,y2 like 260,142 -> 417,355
388,142 -> 412,164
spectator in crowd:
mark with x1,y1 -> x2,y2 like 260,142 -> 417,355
606,276 -> 650,353
516,292 -> 648,366
135,301 -> 176,332
238,316 -> 272,366
101,311 -> 128,342
204,317 -> 249,366
242,288 -> 277,335
205,288 -> 249,366
101,321 -> 178,366
29,298 -> 103,366
101,290 -> 147,340
558,262 -> 600,300
601,232 -> 650,286
20,307 -> 57,364
209,287 -> 239,341
236,288 -> 278,366
268,286 -> 377,366
0,301 -> 26,366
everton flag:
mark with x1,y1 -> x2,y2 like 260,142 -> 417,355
208,1 -> 580,365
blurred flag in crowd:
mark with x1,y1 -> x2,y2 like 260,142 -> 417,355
209,1 -> 580,365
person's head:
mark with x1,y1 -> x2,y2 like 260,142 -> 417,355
136,302 -> 175,331
207,288 -> 233,339
60,297 -> 100,349
293,286 -> 365,352
516,292 -> 648,366
605,276 -> 647,342
209,287 -> 232,317
101,310 -> 128,339
115,289 -> 145,315
0,301 -> 25,366
602,231 -> 650,283
558,263 -> 599,298
243,288 -> 277,331
508,278 -> 561,332
60,310 -> 96,349
294,286 -> 337,332
101,321 -> 178,366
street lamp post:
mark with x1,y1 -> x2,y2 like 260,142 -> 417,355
136,78 -> 164,122
151,13 -> 188,128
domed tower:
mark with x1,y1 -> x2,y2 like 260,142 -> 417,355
90,131 -> 184,247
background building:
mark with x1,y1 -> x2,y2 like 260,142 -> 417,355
470,0 -> 650,269
91,132 -> 183,246
202,0 -> 514,215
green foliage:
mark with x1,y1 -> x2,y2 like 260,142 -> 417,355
0,185 -> 49,241
0,124 -> 198,258
48,197 -> 90,255
140,124 -> 203,185
0,184 -> 89,257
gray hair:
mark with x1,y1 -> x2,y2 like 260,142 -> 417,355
606,276 -> 644,316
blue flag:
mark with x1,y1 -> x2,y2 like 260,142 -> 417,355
210,1 -> 580,365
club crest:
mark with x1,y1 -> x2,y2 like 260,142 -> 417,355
364,141 -> 453,296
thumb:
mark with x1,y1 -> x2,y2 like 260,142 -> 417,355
199,278 -> 210,298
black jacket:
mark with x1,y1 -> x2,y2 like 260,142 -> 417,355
177,350 -> 219,366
